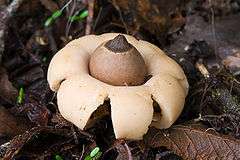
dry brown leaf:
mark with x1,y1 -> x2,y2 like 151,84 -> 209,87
3,127 -> 72,160
145,124 -> 240,160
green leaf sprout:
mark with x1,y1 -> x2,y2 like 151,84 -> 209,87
44,0 -> 72,27
84,147 -> 102,160
69,10 -> 88,22
42,56 -> 47,63
90,147 -> 100,157
44,17 -> 53,27
44,0 -> 88,27
84,155 -> 92,160
17,87 -> 25,104
44,10 -> 63,27
93,152 -> 102,159
55,154 -> 64,160
52,10 -> 62,19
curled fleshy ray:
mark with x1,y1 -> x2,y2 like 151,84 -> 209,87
47,45 -> 90,91
57,75 -> 109,129
109,87 -> 153,140
145,73 -> 186,129
48,33 -> 189,140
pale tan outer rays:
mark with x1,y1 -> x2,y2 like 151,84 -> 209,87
48,33 -> 189,140
47,45 -> 90,91
57,75 -> 154,139
133,40 -> 189,94
109,87 -> 153,140
57,74 -> 109,129
145,73 -> 186,129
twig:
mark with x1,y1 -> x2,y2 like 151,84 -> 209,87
79,144 -> 85,160
209,0 -> 217,57
85,0 -> 94,35
0,0 -> 25,64
124,142 -> 133,160
65,0 -> 76,37
6,0 -> 25,15
112,0 -> 129,34
71,125 -> 79,144
93,7 -> 102,31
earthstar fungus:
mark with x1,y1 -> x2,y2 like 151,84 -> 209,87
89,35 -> 147,86
47,33 -> 189,140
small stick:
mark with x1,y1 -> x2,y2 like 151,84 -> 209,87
0,0 -> 25,64
6,0 -> 25,15
85,0 -> 94,35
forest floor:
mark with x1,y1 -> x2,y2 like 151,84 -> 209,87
0,0 -> 240,159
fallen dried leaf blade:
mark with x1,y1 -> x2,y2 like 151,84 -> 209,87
145,125 -> 240,160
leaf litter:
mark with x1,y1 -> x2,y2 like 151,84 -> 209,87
0,0 -> 240,159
